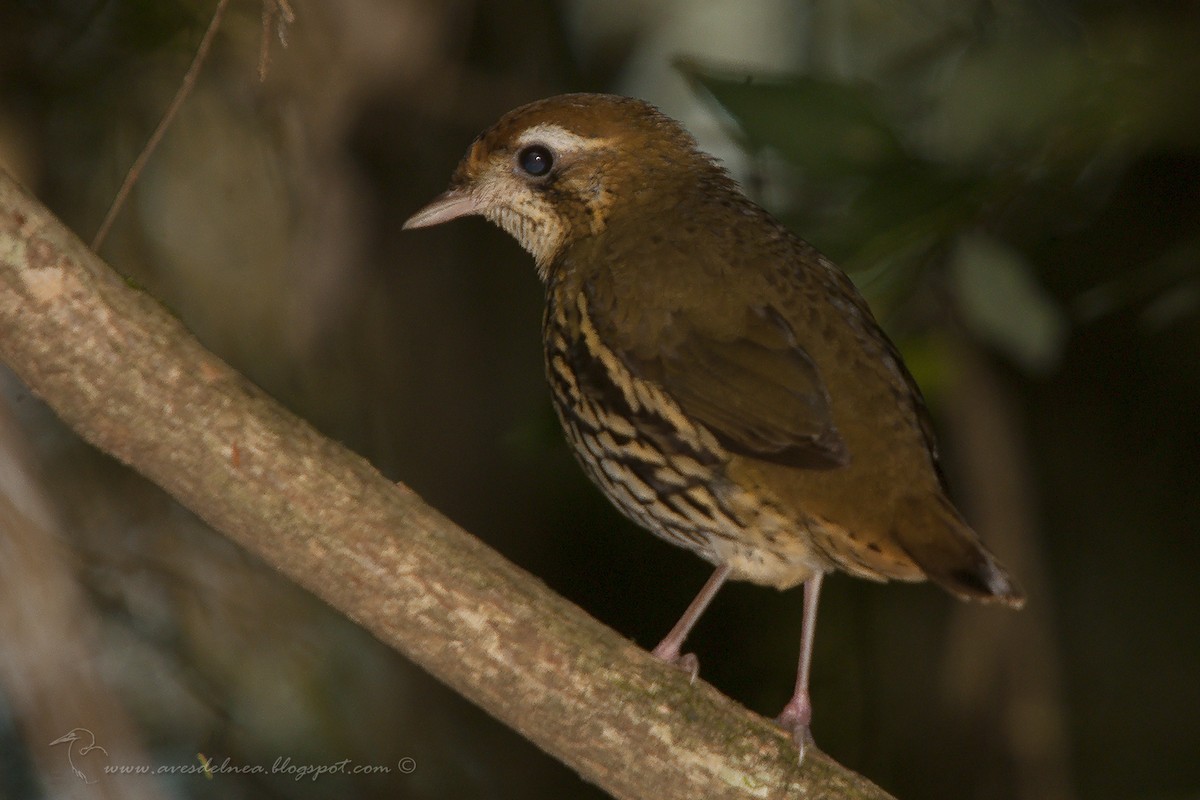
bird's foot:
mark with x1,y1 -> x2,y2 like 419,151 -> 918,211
775,693 -> 814,764
650,642 -> 701,685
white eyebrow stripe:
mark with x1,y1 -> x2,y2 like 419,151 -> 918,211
515,123 -> 615,154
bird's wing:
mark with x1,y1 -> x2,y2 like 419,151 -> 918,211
583,281 -> 849,470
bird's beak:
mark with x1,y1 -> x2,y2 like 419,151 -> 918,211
403,187 -> 481,230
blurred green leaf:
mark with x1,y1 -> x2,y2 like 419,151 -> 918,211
837,162 -> 983,268
950,233 -> 1068,372
1140,282 -> 1200,332
680,60 -> 905,176
1072,236 -> 1200,327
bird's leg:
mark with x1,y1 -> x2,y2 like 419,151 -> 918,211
776,572 -> 824,758
651,564 -> 731,681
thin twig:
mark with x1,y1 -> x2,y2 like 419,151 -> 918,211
91,0 -> 232,251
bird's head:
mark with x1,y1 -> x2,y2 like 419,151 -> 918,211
404,93 -> 728,280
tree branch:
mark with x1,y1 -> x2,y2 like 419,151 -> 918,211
0,168 -> 894,800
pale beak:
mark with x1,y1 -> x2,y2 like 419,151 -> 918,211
403,187 -> 482,230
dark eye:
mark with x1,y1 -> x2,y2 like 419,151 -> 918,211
517,145 -> 554,177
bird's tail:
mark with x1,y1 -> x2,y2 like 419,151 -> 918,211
892,494 -> 1025,608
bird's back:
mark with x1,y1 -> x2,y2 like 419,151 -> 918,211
552,186 -> 1022,604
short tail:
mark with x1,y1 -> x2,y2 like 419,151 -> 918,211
892,494 -> 1025,608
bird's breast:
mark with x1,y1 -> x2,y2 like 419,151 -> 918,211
541,282 -> 831,586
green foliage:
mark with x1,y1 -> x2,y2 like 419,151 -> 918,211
680,24 -> 1200,374
949,233 -> 1067,372
678,63 -> 903,176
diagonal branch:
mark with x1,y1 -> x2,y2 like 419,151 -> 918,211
0,168 -> 894,800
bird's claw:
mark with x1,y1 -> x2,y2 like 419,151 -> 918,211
676,652 -> 700,684
651,644 -> 701,684
776,698 -> 814,764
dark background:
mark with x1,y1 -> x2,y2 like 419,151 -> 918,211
1,1 -> 1198,798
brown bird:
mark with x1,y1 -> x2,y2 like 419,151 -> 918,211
405,93 -> 1023,754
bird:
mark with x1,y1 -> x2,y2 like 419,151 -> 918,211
404,92 -> 1024,755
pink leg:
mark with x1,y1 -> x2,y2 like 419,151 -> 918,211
651,564 -> 731,679
776,572 -> 824,757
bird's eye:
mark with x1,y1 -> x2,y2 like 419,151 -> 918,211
517,145 -> 554,177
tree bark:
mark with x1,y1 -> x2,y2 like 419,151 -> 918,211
0,168 -> 894,800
